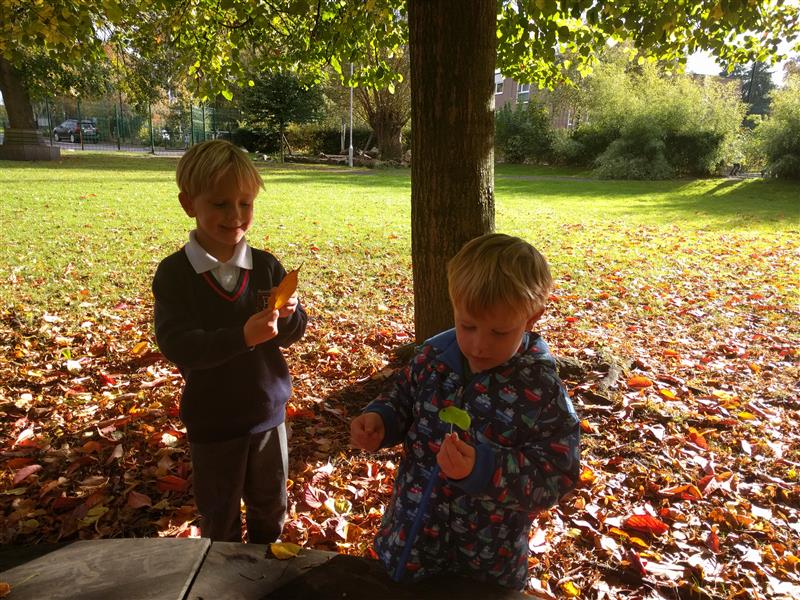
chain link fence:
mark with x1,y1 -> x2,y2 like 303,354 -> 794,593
0,95 -> 239,154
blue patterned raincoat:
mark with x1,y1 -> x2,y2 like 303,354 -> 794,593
364,329 -> 581,589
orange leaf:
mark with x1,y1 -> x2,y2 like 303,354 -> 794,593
627,376 -> 653,388
268,266 -> 301,311
131,341 -> 149,356
623,514 -> 669,536
0,582 -> 10,598
579,466 -> 597,486
156,475 -> 189,492
127,490 -> 152,509
706,528 -> 721,553
81,441 -> 104,454
688,428 -> 709,449
6,457 -> 35,469
659,483 -> 703,500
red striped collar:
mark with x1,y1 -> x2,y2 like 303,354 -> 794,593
201,270 -> 249,302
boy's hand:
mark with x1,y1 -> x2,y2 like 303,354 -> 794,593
350,412 -> 385,451
243,309 -> 280,347
277,293 -> 298,319
437,432 -> 476,480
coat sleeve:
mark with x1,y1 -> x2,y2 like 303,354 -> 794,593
451,372 -> 581,513
152,263 -> 249,370
362,346 -> 430,448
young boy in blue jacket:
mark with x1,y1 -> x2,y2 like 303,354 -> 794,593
350,233 -> 580,589
153,140 -> 307,543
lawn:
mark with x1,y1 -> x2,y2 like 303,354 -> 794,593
1,153 -> 799,598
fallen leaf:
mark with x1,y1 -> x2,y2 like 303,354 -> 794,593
270,542 -> 302,559
623,514 -> 669,536
127,490 -> 152,509
13,464 -> 42,485
131,341 -> 149,356
156,475 -> 189,492
560,581 -> 581,597
627,376 -> 653,388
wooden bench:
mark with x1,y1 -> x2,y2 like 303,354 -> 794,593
1,538 -> 529,599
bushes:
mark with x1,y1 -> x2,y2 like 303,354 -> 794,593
757,75 -> 800,180
287,123 -> 372,155
231,128 -> 280,154
495,103 -> 554,164
663,131 -> 725,177
594,119 -> 674,179
558,125 -> 620,166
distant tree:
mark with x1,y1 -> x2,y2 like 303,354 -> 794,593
722,61 -> 776,117
354,49 -> 411,161
239,71 -> 324,159
784,58 -> 800,80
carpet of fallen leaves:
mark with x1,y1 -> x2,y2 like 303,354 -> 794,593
2,223 -> 799,599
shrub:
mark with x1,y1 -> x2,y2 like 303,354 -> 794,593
594,119 -> 675,180
287,123 -> 373,155
567,125 -> 620,166
550,129 -> 583,165
663,131 -> 724,176
231,127 -> 280,154
495,102 -> 554,164
573,60 -> 745,177
757,75 -> 800,180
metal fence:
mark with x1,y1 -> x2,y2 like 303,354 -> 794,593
0,96 -> 240,154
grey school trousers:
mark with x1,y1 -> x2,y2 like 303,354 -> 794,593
189,423 -> 288,543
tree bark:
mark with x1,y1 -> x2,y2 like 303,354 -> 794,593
408,0 -> 496,342
372,117 -> 403,161
0,56 -> 37,131
0,56 -> 59,160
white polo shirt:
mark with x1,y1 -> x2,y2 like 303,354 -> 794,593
183,230 -> 253,292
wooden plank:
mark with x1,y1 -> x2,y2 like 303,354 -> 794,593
185,542 -> 336,599
187,544 -> 528,600
263,553 -> 530,599
0,538 -> 210,600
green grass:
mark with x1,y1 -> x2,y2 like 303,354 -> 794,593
0,153 -> 797,330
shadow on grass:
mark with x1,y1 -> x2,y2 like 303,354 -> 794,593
497,176 -> 800,228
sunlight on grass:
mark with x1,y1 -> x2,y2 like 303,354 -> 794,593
0,154 -> 797,328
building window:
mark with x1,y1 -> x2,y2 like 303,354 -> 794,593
517,83 -> 530,104
494,72 -> 505,95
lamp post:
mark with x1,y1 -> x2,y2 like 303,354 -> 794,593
348,63 -> 354,168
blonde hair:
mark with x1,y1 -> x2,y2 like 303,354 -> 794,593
176,139 -> 263,197
447,233 -> 553,318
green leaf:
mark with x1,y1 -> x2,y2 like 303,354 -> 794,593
221,89 -> 233,101
439,406 -> 471,431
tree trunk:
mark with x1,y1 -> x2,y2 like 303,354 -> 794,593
0,56 -> 37,131
0,56 -> 59,160
373,118 -> 403,161
408,0 -> 496,342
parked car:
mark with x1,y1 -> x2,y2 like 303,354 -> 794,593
53,119 -> 98,143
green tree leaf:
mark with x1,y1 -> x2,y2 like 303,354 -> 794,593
439,406 -> 471,431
